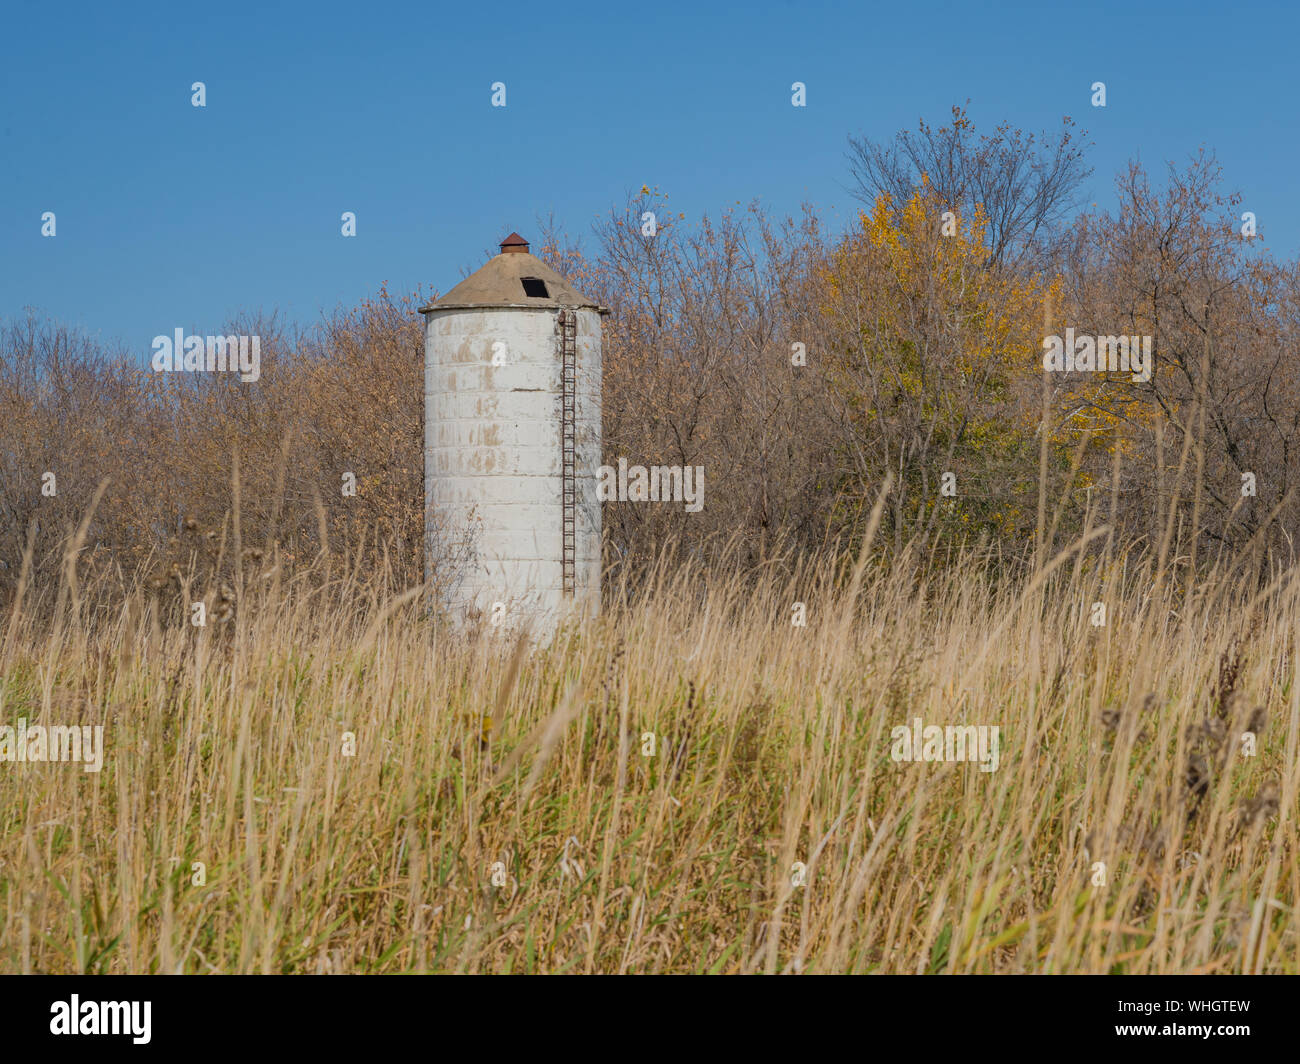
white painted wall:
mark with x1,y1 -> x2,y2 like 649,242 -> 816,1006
425,306 -> 601,634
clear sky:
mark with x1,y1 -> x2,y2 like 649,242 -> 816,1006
2,0 -> 1296,357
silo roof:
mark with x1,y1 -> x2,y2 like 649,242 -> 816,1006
421,247 -> 608,314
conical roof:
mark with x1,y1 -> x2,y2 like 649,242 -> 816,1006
420,234 -> 606,313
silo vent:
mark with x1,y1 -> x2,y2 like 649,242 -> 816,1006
520,277 -> 549,298
500,232 -> 530,254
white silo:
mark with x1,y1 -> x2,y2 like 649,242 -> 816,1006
422,232 -> 605,634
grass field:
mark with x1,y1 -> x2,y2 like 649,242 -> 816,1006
2,501 -> 1296,974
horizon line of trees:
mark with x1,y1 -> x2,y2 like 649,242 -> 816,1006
3,104 -> 1299,615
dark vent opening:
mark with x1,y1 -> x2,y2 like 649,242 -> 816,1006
521,277 -> 549,298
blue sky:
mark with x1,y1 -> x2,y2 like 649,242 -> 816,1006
2,0 -> 1296,357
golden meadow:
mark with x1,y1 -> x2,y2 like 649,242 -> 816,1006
1,476 -> 1294,974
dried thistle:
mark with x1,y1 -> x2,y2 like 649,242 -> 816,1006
1235,780 -> 1280,832
1211,640 -> 1244,719
1184,753 -> 1210,816
1199,716 -> 1227,750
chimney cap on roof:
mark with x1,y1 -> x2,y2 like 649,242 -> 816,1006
499,232 -> 529,253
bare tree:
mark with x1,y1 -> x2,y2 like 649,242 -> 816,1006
847,103 -> 1093,269
1061,151 -> 1300,566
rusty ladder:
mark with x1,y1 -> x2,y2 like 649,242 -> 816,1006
558,309 -> 577,598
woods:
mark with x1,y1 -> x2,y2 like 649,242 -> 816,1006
2,111 -> 1297,612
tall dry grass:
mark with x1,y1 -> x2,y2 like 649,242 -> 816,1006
1,483 -> 1296,974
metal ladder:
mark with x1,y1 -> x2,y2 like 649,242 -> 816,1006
558,309 -> 577,598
